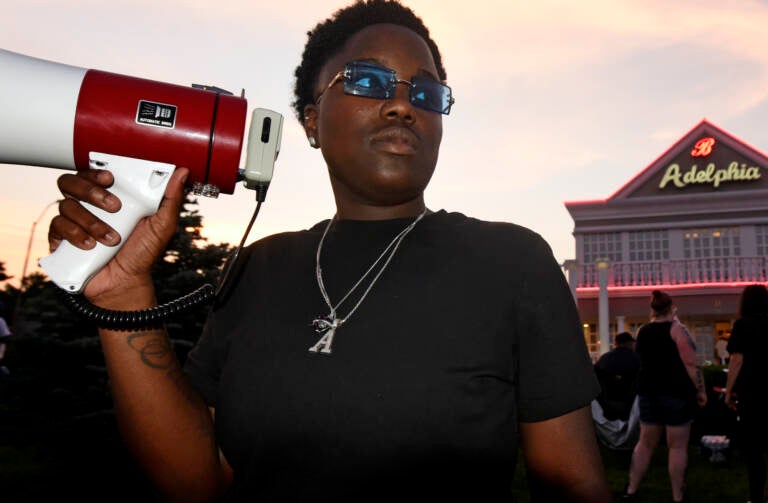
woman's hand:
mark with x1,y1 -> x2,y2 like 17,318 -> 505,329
696,389 -> 708,408
724,353 -> 743,413
48,167 -> 189,306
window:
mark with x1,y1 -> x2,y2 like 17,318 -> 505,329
581,233 -> 622,286
757,225 -> 768,256
682,227 -> 741,282
626,230 -> 668,284
628,230 -> 669,262
582,233 -> 622,264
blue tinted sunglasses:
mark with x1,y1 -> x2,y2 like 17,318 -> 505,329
315,61 -> 455,115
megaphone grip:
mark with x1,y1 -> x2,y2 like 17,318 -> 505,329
39,153 -> 176,293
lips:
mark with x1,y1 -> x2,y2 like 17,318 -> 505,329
369,126 -> 420,155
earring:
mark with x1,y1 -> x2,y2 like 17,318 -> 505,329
309,136 -> 317,148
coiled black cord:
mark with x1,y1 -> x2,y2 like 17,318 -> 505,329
58,198 -> 264,330
59,283 -> 215,330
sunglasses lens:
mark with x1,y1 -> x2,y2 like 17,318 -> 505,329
339,62 -> 454,115
410,77 -> 453,114
344,62 -> 395,99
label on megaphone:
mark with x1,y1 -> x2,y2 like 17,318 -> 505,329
39,152 -> 175,293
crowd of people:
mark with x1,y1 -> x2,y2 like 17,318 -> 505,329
590,287 -> 767,503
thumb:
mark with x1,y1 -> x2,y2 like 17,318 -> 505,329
157,167 -> 189,218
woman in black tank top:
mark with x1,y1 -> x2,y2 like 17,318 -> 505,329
622,290 -> 707,503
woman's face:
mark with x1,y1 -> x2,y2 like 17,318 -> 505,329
304,23 -> 443,214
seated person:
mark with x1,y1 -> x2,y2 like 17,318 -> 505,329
594,332 -> 640,421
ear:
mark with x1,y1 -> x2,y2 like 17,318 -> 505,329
303,104 -> 320,149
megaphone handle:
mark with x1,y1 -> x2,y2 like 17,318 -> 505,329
39,153 -> 176,293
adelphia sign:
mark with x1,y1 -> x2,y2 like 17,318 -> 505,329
659,136 -> 762,190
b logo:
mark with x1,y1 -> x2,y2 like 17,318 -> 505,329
691,137 -> 715,157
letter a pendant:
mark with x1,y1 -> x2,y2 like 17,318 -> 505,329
309,316 -> 339,354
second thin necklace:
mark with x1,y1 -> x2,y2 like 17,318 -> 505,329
309,209 -> 427,354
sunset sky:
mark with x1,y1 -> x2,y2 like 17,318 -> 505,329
2,0 -> 768,287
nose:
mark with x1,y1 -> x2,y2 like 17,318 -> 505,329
380,80 -> 414,123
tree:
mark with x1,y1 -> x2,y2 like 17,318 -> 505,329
0,261 -> 11,282
0,197 -> 234,500
9,195 -> 232,355
0,261 -> 17,325
152,194 -> 233,355
5,194 -> 233,400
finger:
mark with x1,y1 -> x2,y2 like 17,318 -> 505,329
48,228 -> 63,253
132,168 -> 189,249
50,200 -> 122,251
156,168 -> 189,218
77,168 -> 115,187
58,198 -> 121,246
49,215 -> 96,250
58,171 -> 121,213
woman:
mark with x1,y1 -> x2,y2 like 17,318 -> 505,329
726,284 -> 768,503
48,1 -> 610,501
623,290 -> 707,502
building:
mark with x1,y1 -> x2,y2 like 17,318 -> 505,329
565,119 -> 768,362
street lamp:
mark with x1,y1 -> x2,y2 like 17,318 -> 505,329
13,199 -> 62,328
596,258 -> 610,356
20,199 -> 62,285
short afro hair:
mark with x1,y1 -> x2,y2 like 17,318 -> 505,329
292,0 -> 447,122
615,332 -> 635,345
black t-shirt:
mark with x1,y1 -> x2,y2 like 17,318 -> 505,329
184,210 -> 599,501
594,347 -> 640,419
595,347 -> 640,378
728,315 -> 768,406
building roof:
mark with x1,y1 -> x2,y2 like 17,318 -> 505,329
565,119 -> 768,233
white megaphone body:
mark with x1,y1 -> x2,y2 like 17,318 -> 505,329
0,49 -> 283,293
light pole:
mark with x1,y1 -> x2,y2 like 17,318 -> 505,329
13,199 -> 62,327
20,199 -> 62,285
597,258 -> 610,356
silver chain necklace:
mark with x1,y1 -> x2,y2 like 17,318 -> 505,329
309,209 -> 428,354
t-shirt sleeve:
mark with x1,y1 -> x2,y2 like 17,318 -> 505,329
183,242 -> 261,407
513,232 -> 600,422
184,306 -> 229,408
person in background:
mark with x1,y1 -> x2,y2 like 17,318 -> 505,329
623,290 -> 707,502
0,301 -> 11,376
46,1 -> 611,501
595,331 -> 641,421
715,333 -> 730,365
725,284 -> 768,503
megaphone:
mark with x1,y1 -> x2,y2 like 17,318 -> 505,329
0,49 -> 283,293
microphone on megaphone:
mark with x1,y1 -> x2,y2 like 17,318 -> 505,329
0,49 -> 283,321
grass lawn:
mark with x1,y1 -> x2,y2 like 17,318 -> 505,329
0,408 -> 754,502
0,438 -> 754,502
511,441 -> 750,502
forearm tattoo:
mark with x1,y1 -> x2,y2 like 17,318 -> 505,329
127,332 -> 175,370
125,331 -> 215,442
695,367 -> 705,392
